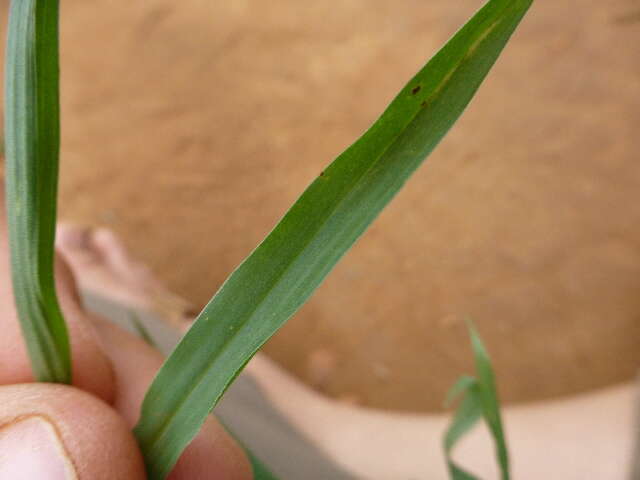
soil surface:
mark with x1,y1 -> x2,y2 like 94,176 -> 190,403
1,0 -> 639,411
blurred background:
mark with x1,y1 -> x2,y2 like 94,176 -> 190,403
1,0 -> 639,411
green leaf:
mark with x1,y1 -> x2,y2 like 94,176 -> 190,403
247,450 -> 279,480
442,321 -> 510,480
444,375 -> 477,407
444,383 -> 483,480
129,312 -> 158,349
4,0 -> 71,383
134,0 -> 533,476
469,322 -> 510,479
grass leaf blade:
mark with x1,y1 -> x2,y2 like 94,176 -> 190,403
247,450 -> 279,480
445,375 -> 477,407
135,0 -> 533,476
4,0 -> 71,383
443,321 -> 510,480
443,378 -> 483,480
129,312 -> 159,349
469,322 -> 510,479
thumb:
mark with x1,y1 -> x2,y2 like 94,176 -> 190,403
0,383 -> 146,479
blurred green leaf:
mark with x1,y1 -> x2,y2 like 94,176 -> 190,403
134,0 -> 533,477
443,321 -> 510,480
469,322 -> 510,477
247,450 -> 279,480
129,312 -> 158,349
445,375 -> 478,407
4,0 -> 71,383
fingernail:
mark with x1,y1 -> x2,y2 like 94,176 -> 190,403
0,416 -> 77,479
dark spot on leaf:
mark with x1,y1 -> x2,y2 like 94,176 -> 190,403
411,85 -> 421,95
320,171 -> 325,177
421,100 -> 428,108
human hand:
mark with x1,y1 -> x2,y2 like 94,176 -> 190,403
0,195 -> 251,479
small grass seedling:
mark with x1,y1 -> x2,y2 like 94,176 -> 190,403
444,322 -> 510,480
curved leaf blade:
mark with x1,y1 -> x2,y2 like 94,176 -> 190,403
469,322 -> 510,479
135,0 -> 533,476
4,0 -> 71,383
443,321 -> 510,480
444,380 -> 483,480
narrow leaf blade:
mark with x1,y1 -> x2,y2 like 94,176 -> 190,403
135,0 -> 533,476
442,322 -> 510,480
444,385 -> 483,480
247,450 -> 279,480
445,375 -> 477,407
4,0 -> 71,383
469,321 -> 510,480
129,312 -> 159,349
444,381 -> 483,454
